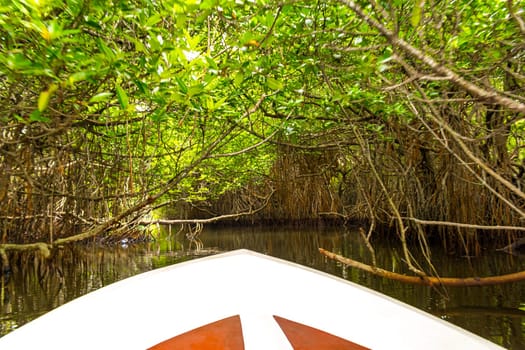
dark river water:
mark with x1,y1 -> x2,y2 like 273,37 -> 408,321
1,225 -> 524,349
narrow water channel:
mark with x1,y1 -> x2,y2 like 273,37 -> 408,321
1,225 -> 524,349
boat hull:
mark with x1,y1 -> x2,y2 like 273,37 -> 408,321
0,249 -> 504,349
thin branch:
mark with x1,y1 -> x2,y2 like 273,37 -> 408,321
141,189 -> 274,225
404,217 -> 525,232
259,5 -> 282,47
507,0 -> 525,35
324,44 -> 386,52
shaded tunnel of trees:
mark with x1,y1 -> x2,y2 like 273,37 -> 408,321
1,0 -> 525,281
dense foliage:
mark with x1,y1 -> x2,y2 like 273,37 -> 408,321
1,0 -> 525,266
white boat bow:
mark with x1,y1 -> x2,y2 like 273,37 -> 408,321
0,249 -> 504,349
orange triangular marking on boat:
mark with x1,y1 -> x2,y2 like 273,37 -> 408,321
273,315 -> 371,350
148,315 -> 244,350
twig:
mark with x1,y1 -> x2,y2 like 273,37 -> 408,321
141,189 -> 275,225
259,5 -> 282,47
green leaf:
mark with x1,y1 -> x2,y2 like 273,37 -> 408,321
13,114 -> 27,124
89,92 -> 113,103
29,110 -> 51,123
145,14 -> 162,27
183,29 -> 202,50
133,80 -> 148,95
85,18 -> 102,29
175,77 -> 188,94
68,71 -> 89,85
233,71 -> 244,87
411,0 -> 424,27
266,77 -> 283,90
37,84 -> 57,112
199,0 -> 216,10
205,55 -> 218,70
214,96 -> 228,110
96,38 -> 115,60
115,85 -> 129,109
187,84 -> 204,97
38,90 -> 51,112
7,53 -> 33,71
206,96 -> 215,111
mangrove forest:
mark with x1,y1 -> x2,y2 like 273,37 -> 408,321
1,0 -> 525,283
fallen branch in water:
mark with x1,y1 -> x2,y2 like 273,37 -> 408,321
319,248 -> 525,286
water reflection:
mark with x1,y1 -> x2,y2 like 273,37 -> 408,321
1,225 -> 525,348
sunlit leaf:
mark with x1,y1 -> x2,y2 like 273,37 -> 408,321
89,92 -> 113,103
199,0 -> 216,10
37,84 -> 57,111
145,14 -> 162,27
233,71 -> 244,87
68,71 -> 89,85
187,84 -> 204,97
206,96 -> 215,111
266,77 -> 283,90
37,90 -> 51,112
411,0 -> 424,27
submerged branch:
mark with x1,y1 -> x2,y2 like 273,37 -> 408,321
319,248 -> 525,286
